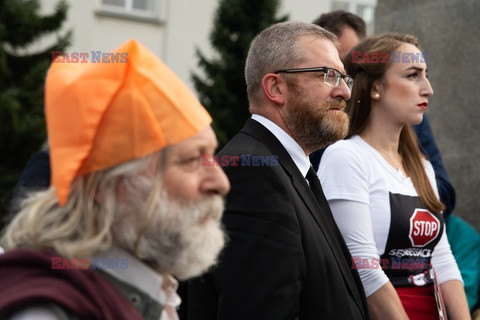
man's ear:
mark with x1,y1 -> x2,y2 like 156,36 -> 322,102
261,73 -> 285,105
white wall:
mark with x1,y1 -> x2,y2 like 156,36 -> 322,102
38,0 -> 165,55
162,0 -> 218,91
280,0 -> 331,22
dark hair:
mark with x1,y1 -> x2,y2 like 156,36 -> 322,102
313,10 -> 366,39
344,32 -> 445,214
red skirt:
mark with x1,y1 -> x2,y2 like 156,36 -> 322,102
395,285 -> 440,320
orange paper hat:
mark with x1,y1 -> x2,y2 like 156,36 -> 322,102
45,39 -> 212,205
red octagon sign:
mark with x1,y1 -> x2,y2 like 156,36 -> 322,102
409,209 -> 440,247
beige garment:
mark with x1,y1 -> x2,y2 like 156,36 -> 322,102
99,247 -> 181,320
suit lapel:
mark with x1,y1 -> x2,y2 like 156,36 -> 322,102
241,120 -> 335,232
241,119 -> 365,312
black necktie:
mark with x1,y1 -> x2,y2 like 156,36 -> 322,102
305,166 -> 338,227
306,166 -> 326,206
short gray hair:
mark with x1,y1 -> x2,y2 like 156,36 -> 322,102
245,21 -> 337,104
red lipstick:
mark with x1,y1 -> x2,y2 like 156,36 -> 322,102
418,102 -> 428,110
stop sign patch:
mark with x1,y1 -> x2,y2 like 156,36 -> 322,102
409,209 -> 440,247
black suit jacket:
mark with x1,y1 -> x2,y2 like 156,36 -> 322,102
185,119 -> 369,319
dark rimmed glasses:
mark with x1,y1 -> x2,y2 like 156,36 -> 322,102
274,66 -> 354,92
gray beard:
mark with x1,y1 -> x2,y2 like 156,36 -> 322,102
113,189 -> 226,280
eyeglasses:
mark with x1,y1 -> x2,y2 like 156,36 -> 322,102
274,66 -> 354,92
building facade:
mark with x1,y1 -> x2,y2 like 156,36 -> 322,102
38,0 -> 376,90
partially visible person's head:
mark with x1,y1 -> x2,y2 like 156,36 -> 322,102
245,21 -> 338,105
113,126 -> 229,280
313,10 -> 366,60
245,21 -> 351,153
344,32 -> 423,136
344,32 -> 443,214
1,40 -> 230,280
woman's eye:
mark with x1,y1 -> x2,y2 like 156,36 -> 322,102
407,72 -> 418,79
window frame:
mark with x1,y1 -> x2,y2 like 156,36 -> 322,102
331,0 -> 377,35
96,0 -> 166,25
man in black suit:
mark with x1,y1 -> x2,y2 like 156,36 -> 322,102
186,21 -> 369,319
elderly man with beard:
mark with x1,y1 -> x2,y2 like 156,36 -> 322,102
0,39 -> 229,320
185,22 -> 369,319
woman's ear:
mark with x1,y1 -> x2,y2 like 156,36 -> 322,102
261,73 -> 285,105
371,80 -> 383,100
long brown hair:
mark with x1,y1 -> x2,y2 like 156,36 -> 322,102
344,32 -> 445,213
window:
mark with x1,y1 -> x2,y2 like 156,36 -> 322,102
98,0 -> 162,24
101,0 -> 156,12
332,1 -> 350,11
331,0 -> 377,35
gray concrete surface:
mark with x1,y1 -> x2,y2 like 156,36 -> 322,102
375,0 -> 480,230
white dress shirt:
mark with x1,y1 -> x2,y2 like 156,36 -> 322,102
251,114 -> 310,178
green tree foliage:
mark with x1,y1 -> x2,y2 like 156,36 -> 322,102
0,0 -> 71,220
192,0 -> 288,147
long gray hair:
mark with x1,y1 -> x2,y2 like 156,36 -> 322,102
1,149 -> 168,260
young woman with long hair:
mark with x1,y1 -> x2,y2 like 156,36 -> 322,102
318,33 -> 470,319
